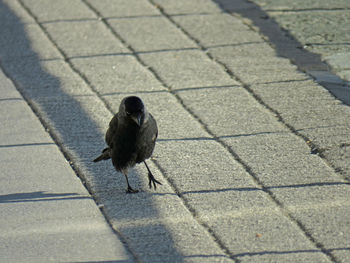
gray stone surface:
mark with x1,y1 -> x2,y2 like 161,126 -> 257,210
151,0 -> 222,15
42,20 -> 129,57
1,0 -> 350,262
175,86 -> 287,136
108,16 -> 197,52
209,45 -> 309,84
70,55 -> 165,94
0,69 -> 132,263
86,0 -> 160,18
251,0 -> 350,10
172,13 -> 262,47
0,23 -> 61,61
266,11 -> 350,57
339,70 -> 350,81
208,211 -> 330,263
21,0 -> 97,22
325,53 -> 350,73
139,50 -> 238,88
236,0 -> 350,94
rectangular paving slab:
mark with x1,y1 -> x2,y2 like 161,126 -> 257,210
0,69 -> 133,263
2,0 -> 350,262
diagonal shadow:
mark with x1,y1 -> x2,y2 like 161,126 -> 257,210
157,130 -> 289,142
180,181 -> 350,195
0,191 -> 92,203
213,0 -> 350,106
0,142 -> 56,148
67,261 -> 131,263
234,247 -> 350,258
0,1 -> 185,262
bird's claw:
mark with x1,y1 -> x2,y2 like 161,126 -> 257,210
148,172 -> 162,190
126,186 -> 139,194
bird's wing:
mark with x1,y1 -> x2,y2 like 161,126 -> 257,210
106,113 -> 118,147
148,113 -> 158,142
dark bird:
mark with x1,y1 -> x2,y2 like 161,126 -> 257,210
93,96 -> 161,193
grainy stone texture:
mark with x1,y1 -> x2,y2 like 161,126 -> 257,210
0,68 -> 133,263
1,0 -> 350,262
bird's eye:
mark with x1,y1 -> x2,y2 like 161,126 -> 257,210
126,111 -> 131,116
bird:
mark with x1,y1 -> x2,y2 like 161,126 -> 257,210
93,96 -> 161,193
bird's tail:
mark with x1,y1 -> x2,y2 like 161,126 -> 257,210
93,148 -> 111,162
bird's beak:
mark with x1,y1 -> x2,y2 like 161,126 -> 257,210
132,114 -> 143,127
137,114 -> 142,126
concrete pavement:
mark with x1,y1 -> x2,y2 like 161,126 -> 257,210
1,0 -> 350,262
0,67 -> 133,262
215,0 -> 350,105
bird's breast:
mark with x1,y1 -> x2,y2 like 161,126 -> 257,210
111,127 -> 139,170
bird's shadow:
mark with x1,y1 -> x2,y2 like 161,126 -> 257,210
0,191 -> 92,203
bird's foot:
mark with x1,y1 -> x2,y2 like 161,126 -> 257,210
126,186 -> 139,194
148,172 -> 162,190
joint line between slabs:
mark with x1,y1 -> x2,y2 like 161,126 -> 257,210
146,1 -> 344,262
80,0 -> 239,261
81,0 -> 240,261
222,6 -> 350,184
15,0 -> 142,261
14,0 -> 340,261
81,0 -> 340,261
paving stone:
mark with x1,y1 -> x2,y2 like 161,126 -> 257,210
183,189 -> 276,220
3,59 -> 94,98
1,0 -> 34,24
21,0 -> 96,22
209,41 -> 277,59
108,16 -> 197,52
221,133 -> 341,185
269,11 -> 350,48
86,0 -> 160,18
211,0 -> 258,12
0,23 -> 61,61
172,13 -> 262,47
116,220 -> 233,263
152,0 -> 222,15
209,45 -> 309,84
206,210 -> 330,262
307,44 -> 350,58
96,163 -> 234,263
139,49 -> 238,89
175,86 -> 287,137
250,80 -> 350,148
0,73 -> 23,100
325,52 -> 350,72
338,70 -> 350,81
291,204 -> 350,262
156,140 -> 259,192
2,0 -> 350,262
250,0 -> 350,10
220,0 -> 350,108
70,55 -> 164,95
272,183 -> 350,210
322,145 -> 350,180
309,70 -> 347,85
2,227 -> 131,263
43,20 -> 128,57
0,100 -> 52,146
0,70 -> 132,263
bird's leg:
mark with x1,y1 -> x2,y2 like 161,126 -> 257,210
144,161 -> 162,190
123,171 -> 138,193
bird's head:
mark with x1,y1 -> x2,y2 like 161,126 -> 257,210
120,96 -> 148,127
